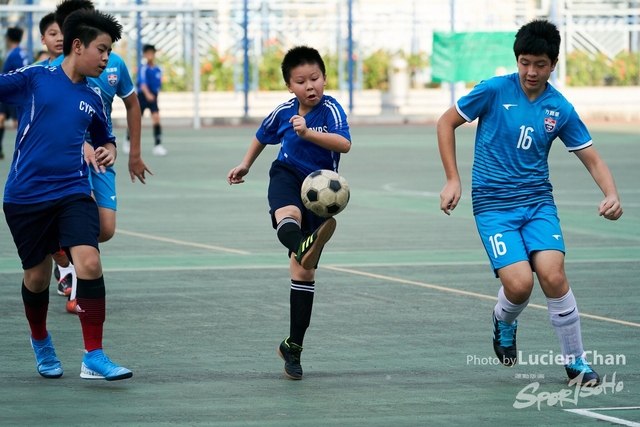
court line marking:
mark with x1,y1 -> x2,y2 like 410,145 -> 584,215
564,407 -> 640,427
115,229 -> 250,255
322,265 -> 640,328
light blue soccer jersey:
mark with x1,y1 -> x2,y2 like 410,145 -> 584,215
0,65 -> 114,204
456,72 -> 592,215
256,95 -> 350,176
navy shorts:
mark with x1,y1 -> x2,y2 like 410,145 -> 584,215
138,92 -> 159,114
0,102 -> 17,120
4,193 -> 100,270
268,159 -> 326,237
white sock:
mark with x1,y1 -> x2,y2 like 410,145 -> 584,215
494,286 -> 529,325
547,289 -> 584,365
67,264 -> 77,301
58,262 -> 74,279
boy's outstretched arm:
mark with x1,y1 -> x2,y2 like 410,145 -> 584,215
289,115 -> 351,153
573,146 -> 623,220
227,136 -> 267,184
437,106 -> 467,215
123,92 -> 152,184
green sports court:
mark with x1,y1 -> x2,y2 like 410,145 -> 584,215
0,123 -> 638,426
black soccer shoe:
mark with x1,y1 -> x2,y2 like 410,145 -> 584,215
492,311 -> 518,366
53,264 -> 60,281
566,357 -> 600,386
277,336 -> 303,380
57,273 -> 73,297
295,218 -> 336,270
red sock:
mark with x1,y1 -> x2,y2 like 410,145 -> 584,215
22,282 -> 49,341
76,296 -> 105,352
75,276 -> 107,353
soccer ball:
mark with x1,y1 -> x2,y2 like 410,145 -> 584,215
301,170 -> 350,218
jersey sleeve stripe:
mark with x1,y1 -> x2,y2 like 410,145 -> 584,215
567,140 -> 593,152
264,99 -> 295,129
324,99 -> 342,130
455,102 -> 473,122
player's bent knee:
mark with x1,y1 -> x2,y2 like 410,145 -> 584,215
98,228 -> 115,243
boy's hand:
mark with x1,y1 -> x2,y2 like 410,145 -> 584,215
94,146 -> 115,171
289,115 -> 308,137
598,195 -> 623,220
129,155 -> 153,184
84,142 -> 104,173
440,180 -> 462,215
227,164 -> 249,185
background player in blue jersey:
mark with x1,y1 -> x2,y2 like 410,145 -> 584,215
37,13 -> 63,65
49,0 -> 150,314
0,9 -> 132,381
228,46 -> 351,380
0,27 -> 30,159
437,20 -> 623,386
128,44 -> 166,156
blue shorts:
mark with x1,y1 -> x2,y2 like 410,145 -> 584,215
3,194 -> 100,270
89,166 -> 117,210
268,159 -> 326,239
475,202 -> 565,277
138,92 -> 159,114
0,102 -> 17,120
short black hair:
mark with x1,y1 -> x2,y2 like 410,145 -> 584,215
39,13 -> 57,36
5,27 -> 24,43
62,9 -> 122,56
142,44 -> 156,53
281,46 -> 326,83
514,19 -> 561,63
55,0 -> 94,29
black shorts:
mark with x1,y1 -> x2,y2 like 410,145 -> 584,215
0,102 -> 17,120
267,159 -> 325,236
138,92 -> 159,114
4,193 -> 100,270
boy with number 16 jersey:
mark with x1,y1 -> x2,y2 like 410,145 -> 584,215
438,20 -> 622,386
228,46 -> 351,380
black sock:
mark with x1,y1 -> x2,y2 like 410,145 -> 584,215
0,127 -> 4,152
153,124 -> 162,145
276,218 -> 303,254
290,280 -> 315,346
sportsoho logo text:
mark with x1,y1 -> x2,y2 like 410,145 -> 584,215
467,350 -> 626,366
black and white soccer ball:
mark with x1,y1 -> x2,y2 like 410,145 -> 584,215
301,170 -> 350,218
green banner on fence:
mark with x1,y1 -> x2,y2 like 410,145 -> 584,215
431,31 -> 517,82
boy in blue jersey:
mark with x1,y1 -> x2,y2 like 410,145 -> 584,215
228,46 -> 351,380
0,9 -> 133,381
0,27 -> 30,159
48,0 -> 150,313
437,20 -> 623,386
131,44 -> 166,156
38,13 -> 63,65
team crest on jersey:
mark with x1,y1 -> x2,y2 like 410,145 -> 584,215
544,117 -> 556,132
107,73 -> 118,86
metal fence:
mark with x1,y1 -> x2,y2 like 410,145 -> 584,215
0,0 -> 638,125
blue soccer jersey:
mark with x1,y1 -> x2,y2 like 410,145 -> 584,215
456,72 -> 592,215
137,63 -> 162,94
50,53 -> 134,133
256,95 -> 350,176
0,65 -> 115,204
2,46 -> 29,73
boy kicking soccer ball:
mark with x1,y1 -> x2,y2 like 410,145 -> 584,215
437,19 -> 623,386
227,46 -> 351,380
0,9 -> 132,381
